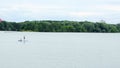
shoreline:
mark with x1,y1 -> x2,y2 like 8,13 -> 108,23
1,31 -> 120,33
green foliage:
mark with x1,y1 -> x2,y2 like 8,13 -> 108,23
0,20 -> 120,32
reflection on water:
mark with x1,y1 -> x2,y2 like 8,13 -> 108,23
0,31 -> 120,68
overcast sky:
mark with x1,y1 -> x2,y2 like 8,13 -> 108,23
0,0 -> 120,23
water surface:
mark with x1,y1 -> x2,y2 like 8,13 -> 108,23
0,31 -> 120,68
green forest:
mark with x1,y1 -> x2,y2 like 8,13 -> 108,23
0,20 -> 120,32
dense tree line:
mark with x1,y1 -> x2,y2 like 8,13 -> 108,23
0,20 -> 120,32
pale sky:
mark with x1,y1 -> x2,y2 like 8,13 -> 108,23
0,0 -> 120,23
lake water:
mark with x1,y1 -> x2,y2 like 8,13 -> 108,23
0,31 -> 120,68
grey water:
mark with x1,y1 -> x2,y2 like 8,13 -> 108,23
0,31 -> 120,68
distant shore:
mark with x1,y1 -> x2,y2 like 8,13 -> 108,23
0,20 -> 120,33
